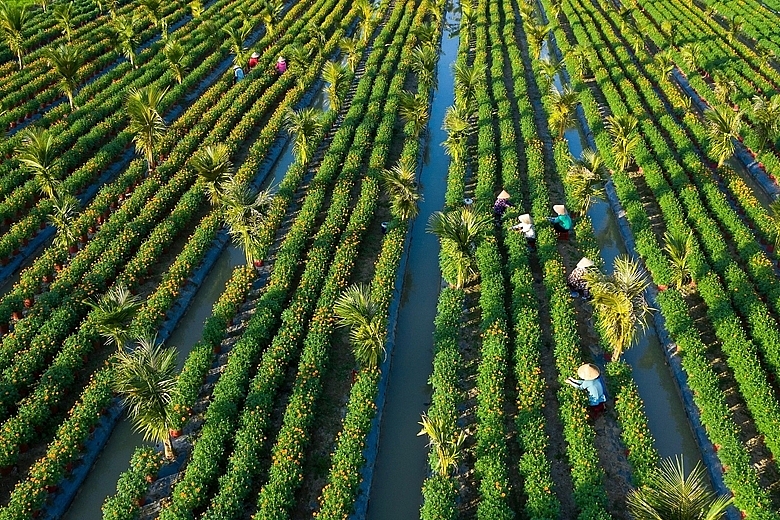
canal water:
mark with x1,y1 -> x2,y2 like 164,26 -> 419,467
364,3 -> 460,519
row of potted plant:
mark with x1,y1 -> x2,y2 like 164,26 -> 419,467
157,5 -> 405,516
553,1 -> 780,514
101,446 -> 164,520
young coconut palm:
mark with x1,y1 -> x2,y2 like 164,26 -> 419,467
0,1 -> 29,70
287,43 -> 314,88
679,43 -> 702,73
43,45 -> 84,110
17,127 -> 60,198
189,0 -> 203,17
627,457 -> 733,520
663,228 -> 693,290
659,20 -> 677,48
222,24 -> 252,65
704,104 -> 742,168
221,179 -> 273,265
322,60 -> 349,113
48,192 -> 80,250
411,44 -> 438,88
414,22 -> 438,47
53,1 -> 75,42
334,283 -> 385,369
567,44 -> 591,79
452,61 -> 485,108
356,0 -> 377,42
399,90 -> 429,137
285,107 -> 323,165
606,113 -> 640,172
525,20 -> 550,60
654,51 -> 674,83
84,283 -> 143,350
381,156 -> 421,221
750,94 -> 780,151
191,143 -> 233,206
427,207 -> 492,288
547,83 -> 579,139
726,15 -> 742,44
163,40 -> 187,84
567,148 -> 606,214
113,336 -> 179,460
339,35 -> 360,72
258,0 -> 283,36
583,255 -> 653,359
538,54 -> 565,94
441,103 -> 473,164
139,0 -> 163,27
459,0 -> 474,28
712,74 -> 736,105
126,85 -> 169,172
109,13 -> 140,68
418,413 -> 466,477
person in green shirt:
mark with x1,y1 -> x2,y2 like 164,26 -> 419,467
548,204 -> 572,233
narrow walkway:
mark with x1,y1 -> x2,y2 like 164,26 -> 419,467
364,6 -> 459,519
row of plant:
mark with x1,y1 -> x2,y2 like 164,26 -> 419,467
0,0 -> 339,478
156,3 -> 408,516
548,0 -> 780,513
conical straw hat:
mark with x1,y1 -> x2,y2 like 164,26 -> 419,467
553,204 -> 567,215
577,363 -> 600,380
251,52 -> 259,58
577,257 -> 594,269
518,214 -> 533,225
497,190 -> 511,200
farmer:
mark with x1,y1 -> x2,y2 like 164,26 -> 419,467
567,257 -> 594,299
565,363 -> 607,418
248,51 -> 260,71
511,213 -> 536,249
275,56 -> 287,74
547,204 -> 573,233
493,190 -> 513,220
233,64 -> 245,83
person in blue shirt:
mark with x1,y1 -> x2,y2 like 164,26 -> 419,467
566,363 -> 607,418
548,204 -> 573,233
233,64 -> 245,83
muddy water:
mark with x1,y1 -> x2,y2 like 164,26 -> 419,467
564,125 -> 702,463
364,5 -> 459,519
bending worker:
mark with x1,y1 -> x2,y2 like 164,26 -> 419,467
548,204 -> 573,233
565,363 -> 607,418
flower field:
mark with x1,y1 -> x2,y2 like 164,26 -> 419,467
0,0 -> 779,516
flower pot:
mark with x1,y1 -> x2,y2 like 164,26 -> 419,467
0,257 -> 8,266
23,298 -> 33,308
0,324 -> 7,335
11,311 -> 21,320
46,485 -> 58,494
42,274 -> 52,284
68,244 -> 78,254
54,263 -> 63,272
169,429 -> 183,438
253,259 -> 263,267
21,237 -> 28,247
145,474 -> 157,483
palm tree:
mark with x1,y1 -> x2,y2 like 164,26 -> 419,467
427,207 -> 493,288
525,21 -> 550,60
538,54 -> 565,94
606,113 -> 640,172
583,255 -> 653,359
258,0 -> 283,36
139,0 -> 163,27
411,44 -> 438,88
285,107 -> 323,165
750,94 -> 780,151
356,0 -> 376,42
0,1 -> 30,70
414,22 -> 437,47
459,0 -> 474,28
48,193 -> 80,250
399,90 -> 429,137
418,413 -> 466,477
191,143 -> 233,206
305,23 -> 326,47
654,51 -> 674,83
53,1 -> 75,42
547,84 -> 579,138
113,336 -> 179,460
189,0 -> 203,17
629,31 -> 644,55
334,284 -> 385,369
35,0 -> 50,12
726,15 -> 742,44
287,43 -> 314,88
84,284 -> 143,349
221,180 -> 273,265
712,74 -> 736,105
567,44 -> 591,79
163,40 -> 187,84
110,13 -> 140,68
322,60 -> 349,113
441,103 -> 473,164
663,229 -> 693,290
339,35 -> 360,73
567,148 -> 606,214
679,43 -> 702,72
704,104 -> 742,168
222,24 -> 252,66
17,127 -> 60,198
43,45 -> 84,111
769,198 -> 780,253
126,85 -> 169,172
453,61 -> 485,108
381,156 -> 420,221
627,457 -> 733,520
659,20 -> 677,48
